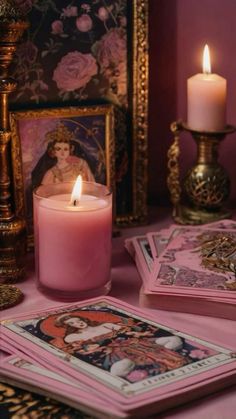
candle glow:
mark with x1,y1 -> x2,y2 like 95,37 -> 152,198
203,44 -> 211,74
70,175 -> 82,206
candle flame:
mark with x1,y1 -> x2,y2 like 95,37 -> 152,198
70,175 -> 82,206
203,44 -> 211,74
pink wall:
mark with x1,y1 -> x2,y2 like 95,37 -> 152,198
149,0 -> 236,207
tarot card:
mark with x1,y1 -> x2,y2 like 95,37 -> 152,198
125,235 -> 154,280
124,237 -> 136,259
147,228 -> 174,258
1,296 -> 236,417
0,339 -> 17,356
148,220 -> 236,260
0,336 -> 125,414
0,354 -> 124,419
139,284 -> 236,319
133,235 -> 154,271
147,226 -> 208,259
206,219 -> 236,230
150,228 -> 236,298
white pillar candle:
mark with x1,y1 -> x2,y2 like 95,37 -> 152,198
33,178 -> 112,300
187,45 -> 227,131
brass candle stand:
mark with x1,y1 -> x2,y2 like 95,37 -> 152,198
0,1 -> 28,283
167,120 -> 236,225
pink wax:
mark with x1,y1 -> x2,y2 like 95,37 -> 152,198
33,182 -> 112,300
187,45 -> 227,131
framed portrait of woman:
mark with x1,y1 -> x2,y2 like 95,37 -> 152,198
9,0 -> 149,227
10,104 -> 115,247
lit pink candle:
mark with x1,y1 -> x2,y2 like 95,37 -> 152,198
33,178 -> 112,300
187,45 -> 227,131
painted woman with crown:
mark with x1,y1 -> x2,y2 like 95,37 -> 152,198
32,123 -> 95,189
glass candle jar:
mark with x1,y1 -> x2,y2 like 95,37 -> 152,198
33,181 -> 112,301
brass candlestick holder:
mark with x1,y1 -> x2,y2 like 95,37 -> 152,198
0,1 -> 28,283
167,120 -> 236,225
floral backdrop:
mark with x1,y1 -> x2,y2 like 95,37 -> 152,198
10,0 -> 132,216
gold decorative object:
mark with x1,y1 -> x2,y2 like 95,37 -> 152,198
115,0 -> 148,226
198,232 -> 236,280
0,284 -> 24,309
0,0 -> 28,282
167,120 -> 236,224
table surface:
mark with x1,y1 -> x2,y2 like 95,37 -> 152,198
1,207 -> 236,419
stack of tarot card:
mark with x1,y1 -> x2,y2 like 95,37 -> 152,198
125,220 -> 236,320
1,296 -> 236,418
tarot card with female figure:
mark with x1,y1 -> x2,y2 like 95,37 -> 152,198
150,228 -> 236,298
1,296 -> 236,415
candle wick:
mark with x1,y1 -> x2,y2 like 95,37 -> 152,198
73,199 -> 79,206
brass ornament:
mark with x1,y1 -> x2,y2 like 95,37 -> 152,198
167,122 -> 182,220
168,121 -> 236,224
0,284 -> 23,309
197,232 -> 236,290
0,0 -> 28,283
184,165 -> 230,209
0,0 -> 23,20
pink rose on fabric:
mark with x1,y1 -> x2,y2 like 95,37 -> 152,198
93,28 -> 126,70
15,0 -> 33,15
61,6 -> 78,17
51,20 -> 63,35
126,369 -> 148,382
189,349 -> 207,360
97,7 -> 109,21
76,14 -> 93,32
53,51 -> 98,91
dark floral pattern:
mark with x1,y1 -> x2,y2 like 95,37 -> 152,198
10,0 -> 127,106
15,0 -> 34,15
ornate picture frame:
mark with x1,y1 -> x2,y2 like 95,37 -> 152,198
9,0 -> 149,225
122,0 -> 149,225
10,104 -> 115,248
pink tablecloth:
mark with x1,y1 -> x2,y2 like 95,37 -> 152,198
1,207 -> 236,418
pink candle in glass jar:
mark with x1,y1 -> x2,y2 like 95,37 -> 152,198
33,180 -> 112,301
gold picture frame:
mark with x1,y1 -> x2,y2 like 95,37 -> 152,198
10,104 -> 115,248
116,0 -> 149,225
